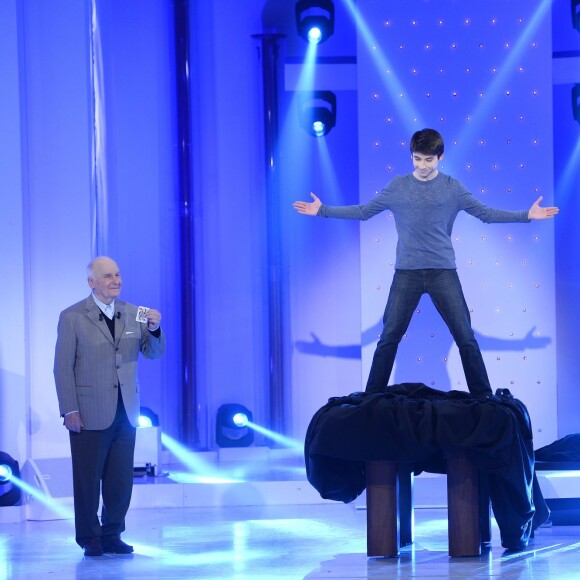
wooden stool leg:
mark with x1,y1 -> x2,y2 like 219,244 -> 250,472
447,451 -> 481,557
366,461 -> 399,557
398,464 -> 414,547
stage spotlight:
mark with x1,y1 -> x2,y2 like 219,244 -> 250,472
0,452 -> 21,507
296,0 -> 335,45
138,406 -> 159,428
298,90 -> 337,137
216,404 -> 254,448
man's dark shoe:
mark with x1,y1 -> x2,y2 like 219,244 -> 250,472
83,538 -> 104,557
102,537 -> 134,554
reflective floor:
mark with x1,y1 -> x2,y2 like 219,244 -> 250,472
2,503 -> 580,579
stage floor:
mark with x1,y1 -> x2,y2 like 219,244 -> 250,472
2,503 -> 580,579
3,450 -> 580,578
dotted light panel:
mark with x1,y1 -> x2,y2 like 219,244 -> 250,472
355,0 -> 557,445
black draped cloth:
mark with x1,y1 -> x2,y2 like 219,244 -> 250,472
304,383 -> 550,551
536,433 -> 580,463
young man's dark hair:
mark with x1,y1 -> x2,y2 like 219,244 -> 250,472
410,128 -> 444,157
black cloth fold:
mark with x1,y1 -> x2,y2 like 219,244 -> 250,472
304,384 -> 549,551
535,433 -> 580,463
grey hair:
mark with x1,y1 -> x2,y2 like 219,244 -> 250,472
87,259 -> 96,280
87,256 -> 110,280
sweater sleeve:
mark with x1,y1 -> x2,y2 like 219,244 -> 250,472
317,190 -> 391,220
459,190 -> 531,224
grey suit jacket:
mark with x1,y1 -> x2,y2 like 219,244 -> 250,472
54,295 -> 166,430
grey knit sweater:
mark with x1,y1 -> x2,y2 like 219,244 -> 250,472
317,172 -> 530,269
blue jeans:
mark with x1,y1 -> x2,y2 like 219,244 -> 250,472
365,269 -> 492,398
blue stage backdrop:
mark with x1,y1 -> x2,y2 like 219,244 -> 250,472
552,0 -> 580,438
285,0 -> 558,446
1,1 -> 576,461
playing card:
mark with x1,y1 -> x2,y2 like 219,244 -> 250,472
136,306 -> 150,323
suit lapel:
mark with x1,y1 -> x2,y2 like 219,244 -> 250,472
84,296 -> 115,346
114,302 -> 127,347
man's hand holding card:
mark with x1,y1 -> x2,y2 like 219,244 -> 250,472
136,306 -> 162,331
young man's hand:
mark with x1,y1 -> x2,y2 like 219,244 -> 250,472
293,192 -> 322,216
528,196 -> 559,220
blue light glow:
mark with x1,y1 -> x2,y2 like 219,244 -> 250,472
246,421 -> 303,452
315,136 -> 341,195
312,120 -> 326,136
232,412 -> 249,428
341,0 -> 421,132
0,464 -> 13,482
293,42 -> 318,92
556,136 -> 580,203
133,544 -> 270,566
247,518 -> 335,536
161,433 -> 241,483
8,474 -> 74,520
307,26 -> 322,44
138,415 -> 154,428
285,43 -> 318,143
457,0 -> 553,144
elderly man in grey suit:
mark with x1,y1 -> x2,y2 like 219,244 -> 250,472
54,256 -> 166,557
